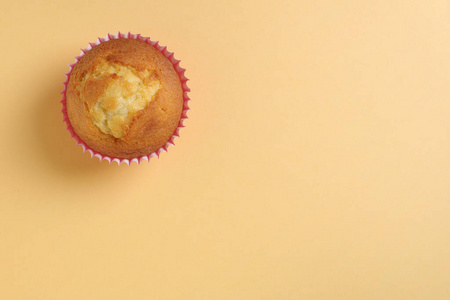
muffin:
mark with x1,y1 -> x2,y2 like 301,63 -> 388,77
65,37 -> 184,159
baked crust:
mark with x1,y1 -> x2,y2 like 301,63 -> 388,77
66,39 -> 183,158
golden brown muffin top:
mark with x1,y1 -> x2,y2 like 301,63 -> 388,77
66,38 -> 183,158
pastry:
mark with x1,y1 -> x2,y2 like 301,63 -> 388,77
65,38 -> 184,159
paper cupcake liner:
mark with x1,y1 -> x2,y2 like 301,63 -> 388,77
61,32 -> 190,165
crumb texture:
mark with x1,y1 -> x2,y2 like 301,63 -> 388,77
81,61 -> 162,138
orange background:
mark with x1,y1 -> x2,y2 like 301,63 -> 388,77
0,0 -> 449,299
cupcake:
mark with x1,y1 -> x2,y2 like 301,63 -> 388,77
62,33 -> 189,163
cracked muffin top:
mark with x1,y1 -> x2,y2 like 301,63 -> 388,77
66,38 -> 183,158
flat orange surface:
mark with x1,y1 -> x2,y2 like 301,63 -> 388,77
0,1 -> 449,299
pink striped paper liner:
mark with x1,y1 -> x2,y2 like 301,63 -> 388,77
61,32 -> 190,165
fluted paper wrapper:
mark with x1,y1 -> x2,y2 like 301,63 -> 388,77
61,32 -> 190,165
